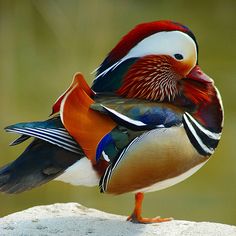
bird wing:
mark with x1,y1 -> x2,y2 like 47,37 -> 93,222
5,117 -> 83,155
90,96 -> 184,164
92,96 -> 183,130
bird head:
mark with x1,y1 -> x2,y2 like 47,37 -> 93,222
92,20 -> 214,105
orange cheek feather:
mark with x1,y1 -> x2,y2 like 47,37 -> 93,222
60,74 -> 116,163
171,58 -> 193,77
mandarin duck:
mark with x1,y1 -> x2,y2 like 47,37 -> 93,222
0,20 -> 224,223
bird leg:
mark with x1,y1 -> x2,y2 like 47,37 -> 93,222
127,192 -> 173,224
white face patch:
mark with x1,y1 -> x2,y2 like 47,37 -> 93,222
96,31 -> 197,79
126,31 -> 197,64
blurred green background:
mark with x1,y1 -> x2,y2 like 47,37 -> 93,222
0,0 -> 236,225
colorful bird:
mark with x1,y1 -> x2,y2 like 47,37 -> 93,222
0,20 -> 224,223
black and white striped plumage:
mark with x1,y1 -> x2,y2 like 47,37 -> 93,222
5,117 -> 82,154
183,112 -> 221,156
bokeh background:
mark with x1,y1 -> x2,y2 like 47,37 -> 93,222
0,0 -> 236,225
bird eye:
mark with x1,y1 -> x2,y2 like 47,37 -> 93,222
174,53 -> 184,60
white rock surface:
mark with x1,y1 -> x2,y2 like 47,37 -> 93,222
0,203 -> 235,236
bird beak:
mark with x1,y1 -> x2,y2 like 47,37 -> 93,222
186,65 -> 213,84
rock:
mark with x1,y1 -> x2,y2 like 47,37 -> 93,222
0,203 -> 235,236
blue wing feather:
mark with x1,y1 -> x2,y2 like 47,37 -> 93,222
96,133 -> 114,161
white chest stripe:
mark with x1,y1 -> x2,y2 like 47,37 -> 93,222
185,112 -> 221,140
183,114 -> 214,155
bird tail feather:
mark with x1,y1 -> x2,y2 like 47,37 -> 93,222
0,139 -> 82,194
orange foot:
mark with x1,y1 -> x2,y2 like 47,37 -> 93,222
127,192 -> 173,224
127,214 -> 173,224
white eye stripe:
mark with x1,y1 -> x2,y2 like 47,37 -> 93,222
124,31 -> 196,61
96,31 -> 197,79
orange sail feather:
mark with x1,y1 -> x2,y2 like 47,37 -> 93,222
52,72 -> 95,115
60,73 -> 116,163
